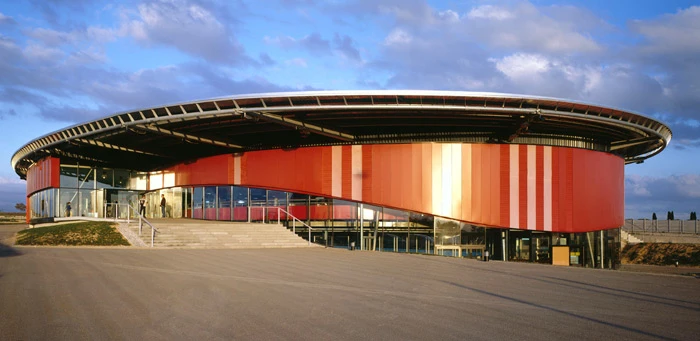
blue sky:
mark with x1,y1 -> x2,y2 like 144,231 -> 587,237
1,0 -> 699,218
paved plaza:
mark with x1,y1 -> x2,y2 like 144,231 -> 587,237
1,234 -> 698,340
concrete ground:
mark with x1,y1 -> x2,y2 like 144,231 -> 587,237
1,240 -> 698,341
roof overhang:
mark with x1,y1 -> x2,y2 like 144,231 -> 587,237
11,90 -> 672,178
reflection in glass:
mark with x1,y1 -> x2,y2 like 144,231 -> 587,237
218,186 -> 231,220
204,186 -> 216,220
193,187 -> 203,219
249,188 -> 266,222
233,187 -> 248,221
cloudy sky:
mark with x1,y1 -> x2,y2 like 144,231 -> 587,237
0,0 -> 699,219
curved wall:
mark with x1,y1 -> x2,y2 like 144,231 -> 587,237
161,143 -> 624,233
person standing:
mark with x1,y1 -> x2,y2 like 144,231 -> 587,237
160,194 -> 166,218
65,201 -> 72,217
139,195 -> 146,217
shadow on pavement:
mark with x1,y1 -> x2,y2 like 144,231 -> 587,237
417,256 -> 700,311
441,280 -> 677,341
0,242 -> 22,258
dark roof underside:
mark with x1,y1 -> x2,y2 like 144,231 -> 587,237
12,91 -> 672,178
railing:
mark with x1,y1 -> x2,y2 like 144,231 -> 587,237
261,206 -> 314,246
623,219 -> 699,235
135,205 -> 158,247
103,203 -> 159,247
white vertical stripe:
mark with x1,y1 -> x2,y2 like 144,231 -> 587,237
351,145 -> 362,201
451,144 -> 462,220
431,145 -> 442,216
544,146 -> 552,231
527,145 -> 536,230
233,155 -> 241,185
332,146 -> 342,197
463,144 -> 472,219
509,145 -> 519,229
441,144 -> 452,217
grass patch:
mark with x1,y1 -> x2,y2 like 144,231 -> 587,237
15,221 -> 130,246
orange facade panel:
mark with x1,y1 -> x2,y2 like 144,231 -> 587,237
25,157 -> 60,195
153,143 -> 624,233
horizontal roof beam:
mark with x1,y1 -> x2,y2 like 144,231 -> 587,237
74,138 -> 168,158
245,111 -> 355,142
135,124 -> 244,149
610,137 -> 660,151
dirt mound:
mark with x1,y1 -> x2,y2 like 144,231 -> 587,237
622,243 -> 700,266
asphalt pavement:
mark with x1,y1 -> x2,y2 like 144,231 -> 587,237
0,242 -> 698,340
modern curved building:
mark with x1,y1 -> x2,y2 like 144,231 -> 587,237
12,91 -> 671,267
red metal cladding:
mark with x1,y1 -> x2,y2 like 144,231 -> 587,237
25,157 -> 60,195
25,157 -> 60,222
157,143 -> 624,232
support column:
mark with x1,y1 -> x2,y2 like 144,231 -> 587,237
600,230 -> 604,269
359,203 -> 364,251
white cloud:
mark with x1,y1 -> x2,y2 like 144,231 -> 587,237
384,28 -> 412,45
491,53 -> 551,80
23,43 -> 64,62
625,173 -> 700,218
124,0 -> 250,65
25,27 -> 76,46
631,6 -> 700,55
0,12 -> 15,25
436,10 -> 459,23
467,5 -> 514,20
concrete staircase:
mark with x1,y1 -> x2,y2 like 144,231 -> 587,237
125,221 -> 317,249
621,230 -> 644,248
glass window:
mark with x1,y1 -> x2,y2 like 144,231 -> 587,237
59,188 -> 77,218
204,187 -> 216,209
217,186 -> 232,221
233,187 -> 248,206
60,165 -> 78,188
249,188 -> 266,222
113,169 -> 130,188
130,172 -> 148,190
218,186 -> 231,209
233,187 -> 248,222
193,187 -> 203,219
96,168 -> 114,188
267,190 -> 286,207
204,186 -> 216,220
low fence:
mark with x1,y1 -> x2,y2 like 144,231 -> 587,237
623,219 -> 699,234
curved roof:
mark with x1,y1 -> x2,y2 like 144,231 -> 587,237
12,90 -> 672,178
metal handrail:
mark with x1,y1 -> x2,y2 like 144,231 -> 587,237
132,204 -> 159,247
103,203 -> 159,247
266,206 -> 314,246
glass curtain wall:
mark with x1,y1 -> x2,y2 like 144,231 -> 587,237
218,186 -> 231,221
233,187 -> 248,221
192,187 -> 203,219
249,188 -> 266,222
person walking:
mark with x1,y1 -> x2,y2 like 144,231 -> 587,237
160,194 -> 166,218
139,195 -> 146,217
65,201 -> 72,217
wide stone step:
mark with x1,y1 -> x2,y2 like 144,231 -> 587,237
123,222 -> 317,249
